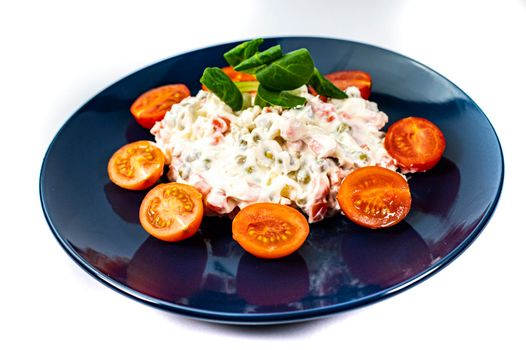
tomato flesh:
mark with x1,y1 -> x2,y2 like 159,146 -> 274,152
337,166 -> 411,229
384,117 -> 446,172
130,84 -> 190,129
139,183 -> 204,242
107,140 -> 164,190
232,203 -> 310,259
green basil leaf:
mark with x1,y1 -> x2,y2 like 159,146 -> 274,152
308,68 -> 347,99
255,85 -> 306,108
223,38 -> 264,67
234,45 -> 282,71
254,94 -> 269,108
242,66 -> 265,74
256,48 -> 314,91
200,67 -> 243,111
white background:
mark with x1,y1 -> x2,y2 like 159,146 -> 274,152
2,0 -> 525,348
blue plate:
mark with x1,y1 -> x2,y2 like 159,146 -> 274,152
40,37 -> 504,324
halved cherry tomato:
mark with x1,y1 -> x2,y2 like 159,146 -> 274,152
201,66 -> 257,92
309,70 -> 372,100
130,84 -> 190,129
232,203 -> 310,259
139,182 -> 204,242
337,166 -> 411,229
384,117 -> 446,172
326,70 -> 372,99
108,140 -> 164,190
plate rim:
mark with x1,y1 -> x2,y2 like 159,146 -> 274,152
39,36 -> 505,325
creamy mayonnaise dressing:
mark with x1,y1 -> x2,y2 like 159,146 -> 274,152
151,86 -> 396,222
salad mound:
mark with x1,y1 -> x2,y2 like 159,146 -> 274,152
152,86 -> 395,222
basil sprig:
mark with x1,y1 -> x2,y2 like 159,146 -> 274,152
200,67 -> 243,111
201,39 -> 348,110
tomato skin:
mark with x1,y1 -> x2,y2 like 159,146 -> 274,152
232,203 -> 310,259
309,70 -> 372,100
107,140 -> 164,191
139,183 -> 204,242
384,117 -> 446,172
201,66 -> 257,91
337,166 -> 411,229
325,70 -> 372,99
130,84 -> 190,129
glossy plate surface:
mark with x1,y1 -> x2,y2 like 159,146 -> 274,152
40,37 -> 503,324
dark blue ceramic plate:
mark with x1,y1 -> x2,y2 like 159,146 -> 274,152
40,37 -> 503,325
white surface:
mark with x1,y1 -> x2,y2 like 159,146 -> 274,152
2,0 -> 525,348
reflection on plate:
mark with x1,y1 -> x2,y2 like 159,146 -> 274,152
40,37 -> 503,324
